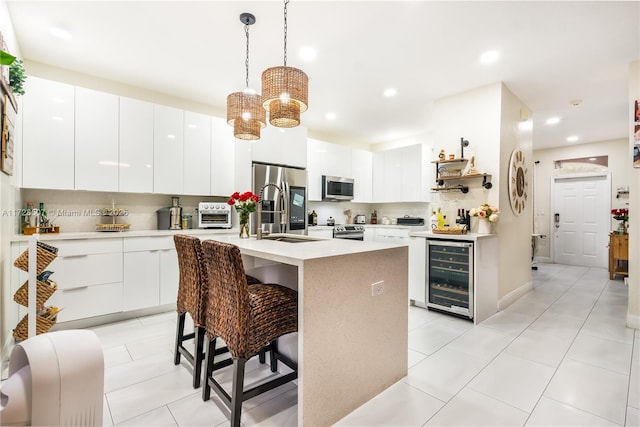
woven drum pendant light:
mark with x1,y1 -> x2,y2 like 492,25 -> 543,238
261,0 -> 308,128
227,13 -> 266,141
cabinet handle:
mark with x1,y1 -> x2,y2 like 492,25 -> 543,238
62,254 -> 89,259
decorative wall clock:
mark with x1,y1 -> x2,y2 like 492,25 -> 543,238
508,148 -> 528,215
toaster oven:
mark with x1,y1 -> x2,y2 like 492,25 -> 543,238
198,202 -> 232,228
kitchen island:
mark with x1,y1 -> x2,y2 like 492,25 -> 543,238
201,234 -> 409,427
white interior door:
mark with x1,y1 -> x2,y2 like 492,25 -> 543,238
552,174 -> 610,267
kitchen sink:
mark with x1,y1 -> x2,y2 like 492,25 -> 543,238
261,234 -> 322,243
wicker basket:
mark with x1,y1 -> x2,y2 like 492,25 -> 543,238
13,243 -> 58,274
432,228 -> 468,235
12,313 -> 57,341
13,280 -> 57,307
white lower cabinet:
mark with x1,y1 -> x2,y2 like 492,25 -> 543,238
37,239 -> 123,322
123,237 -> 178,310
408,237 -> 426,304
307,227 -> 333,239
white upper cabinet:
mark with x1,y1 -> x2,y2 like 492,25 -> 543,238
351,148 -> 373,203
251,125 -> 307,168
154,105 -> 184,194
183,111 -> 211,195
211,116 -> 236,197
373,144 -> 431,203
119,97 -> 154,193
75,87 -> 119,191
307,138 -> 352,201
401,144 -> 431,202
21,77 -> 75,190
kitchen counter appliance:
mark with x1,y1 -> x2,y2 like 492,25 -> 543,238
355,214 -> 366,224
397,216 -> 425,226
333,225 -> 364,241
198,202 -> 232,228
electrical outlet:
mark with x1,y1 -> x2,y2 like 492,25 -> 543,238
371,281 -> 384,296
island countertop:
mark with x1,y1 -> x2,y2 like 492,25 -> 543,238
201,234 -> 407,266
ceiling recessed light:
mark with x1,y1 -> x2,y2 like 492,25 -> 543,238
480,50 -> 499,64
299,46 -> 317,61
325,112 -> 336,120
567,135 -> 579,142
546,117 -> 560,125
383,88 -> 397,98
49,27 -> 72,40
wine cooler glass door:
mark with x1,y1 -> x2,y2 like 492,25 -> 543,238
427,240 -> 474,319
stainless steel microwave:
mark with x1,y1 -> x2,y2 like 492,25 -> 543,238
322,175 -> 354,201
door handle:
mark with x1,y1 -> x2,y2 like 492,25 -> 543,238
554,213 -> 560,229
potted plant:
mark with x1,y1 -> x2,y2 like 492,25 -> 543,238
1,49 -> 27,95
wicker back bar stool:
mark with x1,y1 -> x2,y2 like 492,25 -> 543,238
201,240 -> 298,427
173,235 -> 261,388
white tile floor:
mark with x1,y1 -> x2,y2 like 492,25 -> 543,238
95,264 -> 639,426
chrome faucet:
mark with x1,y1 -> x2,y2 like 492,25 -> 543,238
256,183 -> 286,240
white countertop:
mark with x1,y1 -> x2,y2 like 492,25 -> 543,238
10,228 -> 236,242
201,234 -> 407,266
310,224 -> 429,230
409,230 -> 497,241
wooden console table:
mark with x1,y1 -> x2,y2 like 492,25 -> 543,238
609,233 -> 628,280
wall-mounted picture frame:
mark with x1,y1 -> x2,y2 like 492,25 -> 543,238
1,93 -> 15,175
635,100 -> 640,168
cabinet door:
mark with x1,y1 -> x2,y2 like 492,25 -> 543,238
351,148 -> 373,202
307,228 -> 333,239
401,144 -> 431,202
159,248 -> 179,305
120,97 -> 154,193
363,227 -> 375,242
252,125 -> 307,168
123,250 -> 160,310
373,150 -> 402,202
408,237 -> 426,304
154,105 -> 184,194
75,87 -> 119,191
21,77 -> 75,189
184,111 -> 211,195
211,116 -> 235,197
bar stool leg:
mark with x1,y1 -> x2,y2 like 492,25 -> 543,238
193,327 -> 205,388
202,337 -> 216,401
269,340 -> 278,373
174,312 -> 186,365
231,358 -> 247,427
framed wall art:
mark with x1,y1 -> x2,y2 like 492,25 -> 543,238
1,93 -> 15,175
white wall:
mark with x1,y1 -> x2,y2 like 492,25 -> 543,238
532,138 -> 629,260
0,0 -> 22,359
433,82 -> 533,303
628,60 -> 639,328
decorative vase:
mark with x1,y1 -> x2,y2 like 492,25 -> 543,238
615,220 -> 628,235
239,212 -> 250,238
478,219 -> 493,234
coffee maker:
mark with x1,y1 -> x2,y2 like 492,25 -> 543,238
169,197 -> 182,230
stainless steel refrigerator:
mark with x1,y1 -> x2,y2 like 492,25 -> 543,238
252,162 -> 308,236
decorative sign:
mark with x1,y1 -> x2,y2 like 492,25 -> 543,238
634,100 -> 639,168
508,148 -> 528,215
2,94 -> 15,175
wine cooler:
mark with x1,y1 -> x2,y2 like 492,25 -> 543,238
426,240 -> 474,319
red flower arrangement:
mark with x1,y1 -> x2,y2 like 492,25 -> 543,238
611,208 -> 629,235
227,191 -> 260,220
611,208 -> 629,221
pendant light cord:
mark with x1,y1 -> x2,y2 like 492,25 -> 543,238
283,0 -> 289,66
245,21 -> 250,89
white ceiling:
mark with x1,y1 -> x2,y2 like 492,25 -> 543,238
5,1 -> 640,150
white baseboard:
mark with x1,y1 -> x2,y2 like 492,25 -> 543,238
627,313 -> 640,330
534,257 -> 553,264
498,281 -> 533,311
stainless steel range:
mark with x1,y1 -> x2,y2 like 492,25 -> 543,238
333,225 -> 365,241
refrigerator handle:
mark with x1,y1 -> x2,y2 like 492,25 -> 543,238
281,181 -> 289,233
